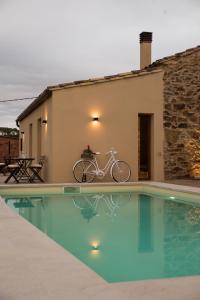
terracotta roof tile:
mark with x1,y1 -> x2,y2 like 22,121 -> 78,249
148,45 -> 200,68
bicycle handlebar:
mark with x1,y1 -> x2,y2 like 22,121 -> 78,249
106,150 -> 117,155
92,152 -> 100,155
92,150 -> 117,156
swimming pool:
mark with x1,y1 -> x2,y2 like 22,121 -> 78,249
3,186 -> 200,283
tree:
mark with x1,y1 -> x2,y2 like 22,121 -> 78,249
0,127 -> 19,136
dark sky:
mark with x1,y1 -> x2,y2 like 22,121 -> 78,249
0,0 -> 199,127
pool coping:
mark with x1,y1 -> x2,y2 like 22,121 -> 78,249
1,180 -> 200,194
1,181 -> 200,300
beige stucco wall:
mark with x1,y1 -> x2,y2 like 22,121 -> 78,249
19,70 -> 164,183
50,71 -> 164,183
19,97 -> 53,182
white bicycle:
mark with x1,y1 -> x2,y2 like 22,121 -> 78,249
73,149 -> 131,183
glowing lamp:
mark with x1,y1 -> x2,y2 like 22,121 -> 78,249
92,117 -> 99,122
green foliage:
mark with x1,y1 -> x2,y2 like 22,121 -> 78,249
0,127 -> 19,136
81,145 -> 94,159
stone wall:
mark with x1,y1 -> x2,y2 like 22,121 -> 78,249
150,48 -> 200,179
0,136 -> 19,162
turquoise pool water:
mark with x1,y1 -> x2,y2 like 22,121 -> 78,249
4,191 -> 200,282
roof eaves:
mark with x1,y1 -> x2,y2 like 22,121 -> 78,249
16,88 -> 52,124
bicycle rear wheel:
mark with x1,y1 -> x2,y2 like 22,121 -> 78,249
111,160 -> 131,182
73,160 -> 96,183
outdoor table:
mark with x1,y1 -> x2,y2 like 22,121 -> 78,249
5,157 -> 34,183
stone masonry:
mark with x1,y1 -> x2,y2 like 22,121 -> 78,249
148,46 -> 200,179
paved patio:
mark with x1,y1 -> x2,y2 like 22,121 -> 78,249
0,173 -> 42,185
1,173 -> 200,187
166,179 -> 200,188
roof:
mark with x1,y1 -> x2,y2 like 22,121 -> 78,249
47,69 -> 161,90
148,45 -> 200,68
16,68 -> 161,123
16,44 -> 200,124
16,89 -> 51,124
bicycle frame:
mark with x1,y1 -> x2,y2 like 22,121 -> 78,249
91,150 -> 117,177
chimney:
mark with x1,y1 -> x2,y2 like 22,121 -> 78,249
140,32 -> 152,69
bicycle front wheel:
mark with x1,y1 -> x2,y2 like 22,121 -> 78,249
111,160 -> 131,182
73,160 -> 97,183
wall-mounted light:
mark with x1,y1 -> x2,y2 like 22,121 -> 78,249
21,131 -> 24,135
92,117 -> 99,122
42,119 -> 47,124
90,112 -> 101,127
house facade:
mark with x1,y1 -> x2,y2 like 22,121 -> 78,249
16,67 -> 164,183
16,32 -> 200,183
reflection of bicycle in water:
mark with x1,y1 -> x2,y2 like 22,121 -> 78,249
73,149 -> 131,183
73,193 -> 131,221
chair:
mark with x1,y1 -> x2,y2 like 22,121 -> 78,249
29,156 -> 46,183
4,164 -> 20,183
3,156 -> 16,175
